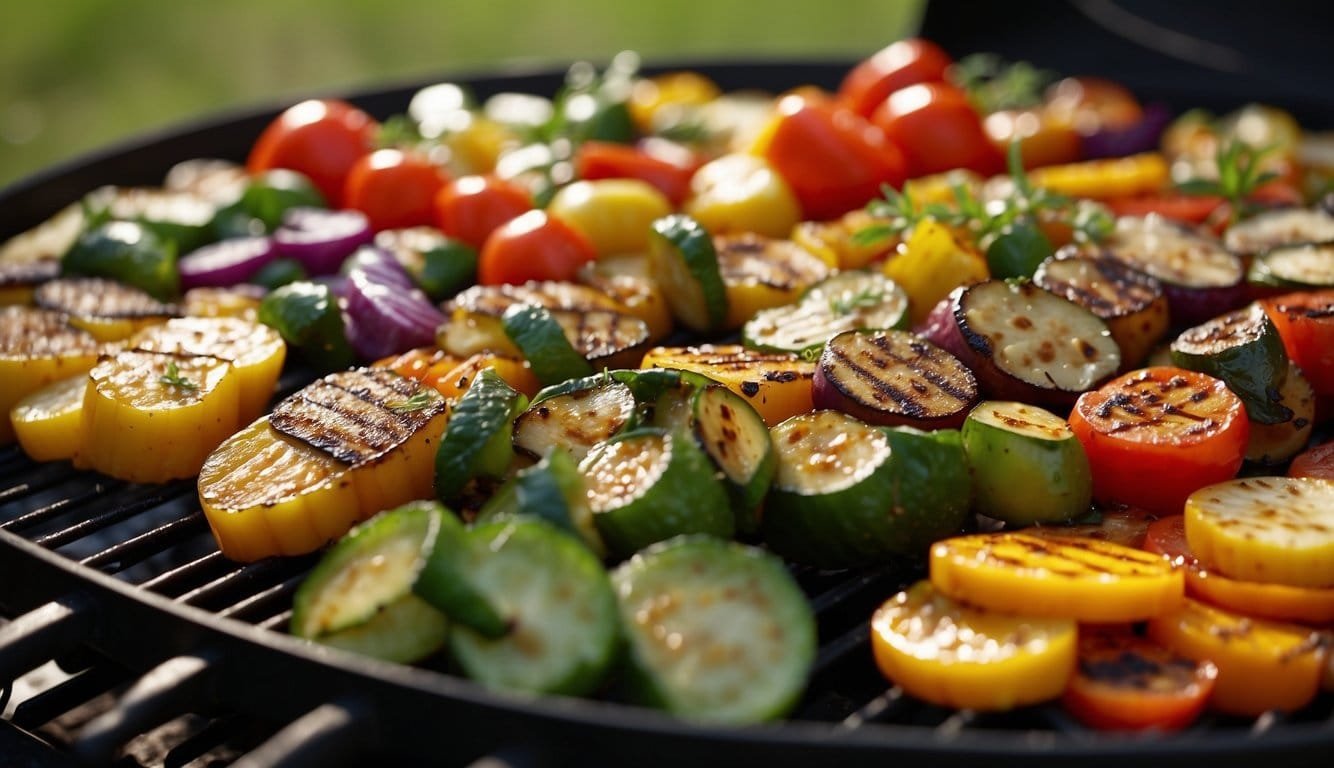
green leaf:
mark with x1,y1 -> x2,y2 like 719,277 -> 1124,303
159,361 -> 198,391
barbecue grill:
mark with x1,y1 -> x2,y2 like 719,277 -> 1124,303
2,60 -> 1332,768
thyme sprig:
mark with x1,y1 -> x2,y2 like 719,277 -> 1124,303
828,286 -> 884,315
1176,140 -> 1280,225
159,361 -> 198,391
388,390 -> 437,414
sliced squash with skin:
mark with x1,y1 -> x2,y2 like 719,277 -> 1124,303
513,378 -> 636,462
0,306 -> 107,443
1034,252 -> 1169,369
714,233 -> 830,330
438,281 -> 630,358
10,375 -> 88,462
641,345 -> 814,426
577,254 -> 673,341
34,277 -> 178,342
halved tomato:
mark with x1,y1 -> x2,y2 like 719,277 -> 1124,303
1063,629 -> 1216,731
1261,290 -> 1334,396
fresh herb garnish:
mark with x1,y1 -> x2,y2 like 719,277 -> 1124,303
829,286 -> 884,315
949,54 -> 1055,114
855,142 -> 1114,248
375,115 -> 425,149
1176,140 -> 1279,225
159,361 -> 198,391
388,389 -> 437,414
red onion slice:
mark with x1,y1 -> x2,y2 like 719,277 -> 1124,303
177,236 -> 276,289
273,207 -> 373,275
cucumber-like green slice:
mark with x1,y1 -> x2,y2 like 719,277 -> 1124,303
413,508 -> 509,638
290,502 -> 439,639
648,214 -> 728,332
961,400 -> 1092,524
763,411 -> 971,568
434,368 -> 528,501
744,270 -> 909,359
667,384 -> 775,535
513,378 -> 635,462
580,428 -> 734,558
450,519 -> 619,696
83,185 -> 218,255
1248,242 -> 1334,290
315,594 -> 448,664
1170,303 -> 1291,424
612,536 -> 816,724
477,448 -> 607,557
501,303 -> 594,386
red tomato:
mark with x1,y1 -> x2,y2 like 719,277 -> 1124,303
1261,290 -> 1334,396
575,140 -> 697,206
343,149 -> 447,232
757,95 -> 907,221
478,210 -> 596,285
1103,193 -> 1225,225
871,82 -> 1003,178
434,175 -> 533,250
1290,440 -> 1334,480
247,99 -> 377,207
838,38 -> 952,118
1062,629 -> 1216,731
1068,367 -> 1249,515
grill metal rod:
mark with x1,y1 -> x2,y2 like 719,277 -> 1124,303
0,597 -> 93,686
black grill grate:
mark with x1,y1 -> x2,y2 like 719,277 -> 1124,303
2,446 -> 1332,768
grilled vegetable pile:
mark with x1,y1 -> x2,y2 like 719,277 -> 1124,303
4,35 -> 1334,729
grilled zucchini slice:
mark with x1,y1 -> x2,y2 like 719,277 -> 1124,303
434,368 -> 528,501
1223,207 -> 1334,257
1170,303 -> 1291,424
647,214 -> 728,333
743,270 -> 908,358
513,377 -> 636,461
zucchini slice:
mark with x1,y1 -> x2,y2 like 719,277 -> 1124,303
450,518 -> 619,696
1246,362 -> 1315,465
1034,253 -> 1170,368
1102,214 -> 1247,326
291,502 -> 448,663
438,280 -> 629,357
743,270 -> 909,359
501,303 -> 595,386
1223,207 -> 1334,258
1170,303 -> 1291,424
647,214 -> 728,333
1248,242 -> 1334,290
549,308 -> 651,372
715,233 -> 831,329
961,401 -> 1092,524
613,536 -> 816,724
513,377 -> 636,461
412,506 -> 509,638
763,411 -> 971,568
954,280 -> 1120,407
434,368 -> 528,501
34,276 -> 180,341
814,329 -> 977,430
580,428 -> 734,558
1184,476 -> 1334,588
477,448 -> 606,557
83,184 -> 218,253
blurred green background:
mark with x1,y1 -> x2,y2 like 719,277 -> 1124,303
0,0 -> 923,188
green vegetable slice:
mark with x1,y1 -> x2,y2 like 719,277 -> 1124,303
743,270 -> 909,359
375,226 -> 477,300
1247,242 -> 1334,290
257,280 -> 354,371
1170,303 -> 1291,424
984,222 -> 1054,279
315,595 -> 448,665
477,448 -> 606,557
62,221 -> 179,301
434,367 -> 528,501
648,214 -> 728,332
513,377 -> 636,462
501,302 -> 594,386
412,507 -> 509,638
580,428 -> 734,559
450,518 -> 619,696
962,400 -> 1092,524
82,185 -> 217,255
613,536 -> 816,724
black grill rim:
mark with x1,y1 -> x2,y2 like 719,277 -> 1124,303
2,59 -> 1333,766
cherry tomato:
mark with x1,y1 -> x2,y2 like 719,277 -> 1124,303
1103,193 -> 1225,225
1290,440 -> 1334,481
477,210 -> 596,286
1062,629 -> 1216,731
1068,367 -> 1249,515
983,109 -> 1082,169
871,82 -> 1003,178
837,38 -> 952,118
342,149 -> 447,232
433,175 -> 533,250
1145,515 -> 1334,625
247,99 -> 377,207
574,140 -> 697,206
755,95 -> 906,221
1261,290 -> 1334,396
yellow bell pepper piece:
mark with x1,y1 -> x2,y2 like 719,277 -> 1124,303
1149,598 -> 1326,716
629,72 -> 721,134
641,344 -> 814,426
871,581 -> 1076,711
444,114 -> 519,176
433,353 -> 541,402
79,351 -> 240,483
790,208 -> 895,271
547,179 -> 672,257
930,532 -> 1184,623
10,375 -> 87,462
684,154 -> 802,239
0,306 -> 106,443
1027,152 -> 1170,201
131,317 -> 286,423
882,220 -> 989,326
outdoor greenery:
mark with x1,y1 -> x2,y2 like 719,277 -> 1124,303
0,0 -> 922,187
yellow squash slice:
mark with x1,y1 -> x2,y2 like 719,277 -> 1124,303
0,306 -> 108,443
640,344 -> 814,426
929,532 -> 1184,623
10,375 -> 87,462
